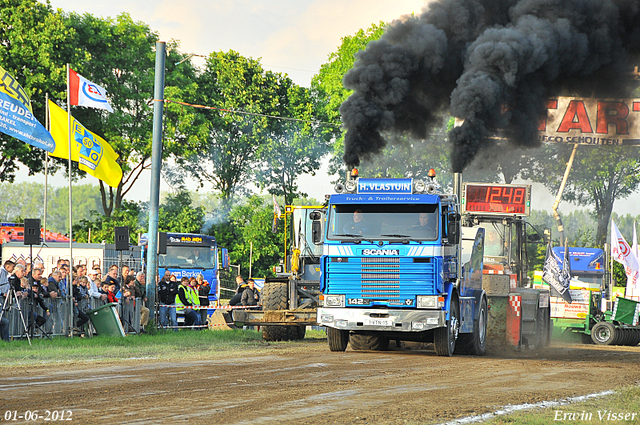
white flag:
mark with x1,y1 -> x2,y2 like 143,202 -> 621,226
611,220 -> 640,298
69,68 -> 114,112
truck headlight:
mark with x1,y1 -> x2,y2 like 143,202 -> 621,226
324,294 -> 345,307
345,180 -> 357,193
320,314 -> 334,323
417,295 -> 444,309
414,179 -> 426,193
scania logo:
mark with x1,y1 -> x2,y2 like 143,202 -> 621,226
362,249 -> 399,256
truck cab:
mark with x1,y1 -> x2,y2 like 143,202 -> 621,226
317,170 -> 487,356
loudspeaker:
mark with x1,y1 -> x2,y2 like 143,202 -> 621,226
24,219 -> 41,245
158,232 -> 167,255
114,226 -> 130,251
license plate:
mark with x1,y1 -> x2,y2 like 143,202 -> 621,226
364,318 -> 393,327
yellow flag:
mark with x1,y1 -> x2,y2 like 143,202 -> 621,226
48,100 -> 122,188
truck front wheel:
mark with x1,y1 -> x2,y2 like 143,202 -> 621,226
327,327 -> 349,351
349,334 -> 389,351
434,298 -> 459,356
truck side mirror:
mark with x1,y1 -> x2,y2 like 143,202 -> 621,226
447,213 -> 460,244
310,210 -> 324,245
312,220 -> 322,245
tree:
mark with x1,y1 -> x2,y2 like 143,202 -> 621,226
0,0 -> 72,181
73,200 -> 143,244
0,182 -> 103,233
177,50 -> 327,205
528,144 -> 640,246
158,191 -> 205,234
255,80 -> 330,204
207,196 -> 282,278
63,12 -> 200,216
310,22 -> 386,178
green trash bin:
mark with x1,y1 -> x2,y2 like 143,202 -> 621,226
88,302 -> 126,336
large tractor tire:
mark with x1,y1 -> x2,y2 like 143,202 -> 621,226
349,334 -> 389,351
455,297 -> 487,356
327,327 -> 349,351
434,297 -> 459,357
294,324 -> 306,340
261,280 -> 293,342
591,321 -> 617,345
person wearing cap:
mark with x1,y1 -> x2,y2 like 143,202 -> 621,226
87,268 -> 107,302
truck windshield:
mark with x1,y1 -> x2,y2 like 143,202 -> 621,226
159,246 -> 215,269
327,203 -> 439,241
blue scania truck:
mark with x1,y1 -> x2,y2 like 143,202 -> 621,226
316,170 -> 488,356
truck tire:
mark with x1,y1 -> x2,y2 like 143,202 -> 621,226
349,334 -> 390,351
261,280 -> 292,342
455,297 -> 487,356
434,297 -> 459,357
591,321 -> 617,345
327,327 -> 349,351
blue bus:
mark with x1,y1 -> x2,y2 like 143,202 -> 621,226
142,232 -> 221,306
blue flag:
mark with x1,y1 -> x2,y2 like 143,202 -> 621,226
0,66 -> 54,152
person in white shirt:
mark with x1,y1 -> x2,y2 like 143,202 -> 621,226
87,268 -> 107,302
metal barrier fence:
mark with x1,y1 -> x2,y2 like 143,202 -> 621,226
1,295 -> 142,339
219,265 -> 241,297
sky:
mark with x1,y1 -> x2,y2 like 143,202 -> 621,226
17,0 -> 640,217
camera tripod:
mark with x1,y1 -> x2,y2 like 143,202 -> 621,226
0,288 -> 32,345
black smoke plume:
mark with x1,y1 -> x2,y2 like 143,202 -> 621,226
340,0 -> 640,172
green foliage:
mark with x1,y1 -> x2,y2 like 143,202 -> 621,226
0,182 -> 103,233
158,191 -> 205,233
59,13 -> 201,216
310,22 -> 386,178
73,200 -> 143,244
527,144 -> 640,246
174,50 -> 328,205
0,0 -> 72,181
208,196 -> 283,278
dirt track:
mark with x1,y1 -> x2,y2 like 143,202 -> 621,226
1,339 -> 639,425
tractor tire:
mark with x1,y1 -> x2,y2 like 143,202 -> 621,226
293,324 -> 306,340
591,321 -> 617,345
349,334 -> 390,351
261,280 -> 292,342
630,330 -> 640,346
262,325 -> 291,341
434,297 -> 459,357
327,327 -> 349,351
262,280 -> 289,310
455,297 -> 487,356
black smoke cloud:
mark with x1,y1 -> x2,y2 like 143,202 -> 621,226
340,0 -> 640,172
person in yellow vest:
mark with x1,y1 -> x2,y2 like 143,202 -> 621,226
175,277 -> 201,328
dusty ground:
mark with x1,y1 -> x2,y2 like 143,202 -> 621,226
1,339 -> 639,425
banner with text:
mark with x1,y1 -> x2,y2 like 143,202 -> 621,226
538,97 -> 640,146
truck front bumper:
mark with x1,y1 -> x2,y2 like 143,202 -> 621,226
317,307 -> 446,332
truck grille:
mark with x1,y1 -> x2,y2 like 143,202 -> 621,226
326,256 -> 439,305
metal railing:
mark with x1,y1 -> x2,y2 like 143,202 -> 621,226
1,295 -> 142,339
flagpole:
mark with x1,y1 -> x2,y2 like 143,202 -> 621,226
44,93 -> 49,242
66,64 -> 74,338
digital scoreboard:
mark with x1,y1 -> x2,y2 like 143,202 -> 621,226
462,183 -> 531,216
